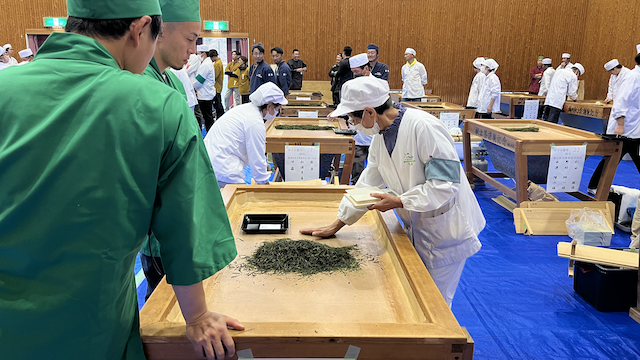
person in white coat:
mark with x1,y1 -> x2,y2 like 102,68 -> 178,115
466,57 -> 485,109
603,59 -> 629,104
556,53 -> 573,71
17,49 -> 33,65
170,66 -> 198,113
543,63 -> 584,123
401,48 -> 428,101
300,76 -> 485,307
476,59 -> 501,119
587,56 -> 640,194
2,44 -> 18,66
193,48 -> 217,131
348,53 -> 375,184
203,82 -> 286,188
538,58 -> 556,96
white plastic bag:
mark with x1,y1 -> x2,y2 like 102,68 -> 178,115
565,207 -> 612,246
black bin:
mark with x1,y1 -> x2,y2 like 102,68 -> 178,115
573,261 -> 638,312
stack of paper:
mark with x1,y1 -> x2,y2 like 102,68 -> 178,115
344,187 -> 397,208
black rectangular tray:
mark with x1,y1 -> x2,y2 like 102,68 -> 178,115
333,128 -> 357,135
241,214 -> 289,234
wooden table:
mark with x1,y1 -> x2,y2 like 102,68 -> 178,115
389,92 -> 441,103
462,119 -> 623,205
403,102 -> 476,121
633,255 -> 640,324
140,185 -> 474,359
499,93 -> 545,118
286,91 -> 323,101
560,100 -> 613,134
281,100 -> 333,117
265,118 -> 355,185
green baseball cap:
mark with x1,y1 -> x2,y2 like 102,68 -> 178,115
538,56 -> 544,60
159,0 -> 200,22
67,0 -> 162,19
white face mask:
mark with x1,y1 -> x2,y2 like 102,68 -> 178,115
355,122 -> 380,136
481,67 -> 488,74
264,107 -> 279,121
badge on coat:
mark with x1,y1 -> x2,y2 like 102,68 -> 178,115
404,153 -> 416,166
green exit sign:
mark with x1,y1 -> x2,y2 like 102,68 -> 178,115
43,17 -> 67,28
203,21 -> 229,31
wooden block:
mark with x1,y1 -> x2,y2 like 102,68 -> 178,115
631,307 -> 640,324
461,327 -> 475,360
557,242 -> 639,270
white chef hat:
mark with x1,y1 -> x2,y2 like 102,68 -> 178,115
482,58 -> 499,71
349,53 -> 369,68
330,76 -> 390,118
1,44 -> 9,53
196,44 -> 209,52
473,57 -> 484,69
636,44 -> 640,54
572,63 -> 585,76
404,48 -> 416,56
562,53 -> 571,58
249,82 -> 288,107
604,59 -> 619,71
18,49 -> 33,58
542,58 -> 552,65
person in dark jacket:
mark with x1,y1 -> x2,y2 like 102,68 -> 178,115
329,53 -> 343,105
334,46 -> 353,105
367,43 -> 389,81
249,42 -> 276,94
271,47 -> 292,95
287,48 -> 307,90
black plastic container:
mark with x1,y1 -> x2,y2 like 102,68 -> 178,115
241,214 -> 289,234
573,261 -> 638,312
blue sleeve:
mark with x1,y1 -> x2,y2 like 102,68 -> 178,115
424,158 -> 461,183
381,64 -> 390,81
263,65 -> 276,85
282,66 -> 292,95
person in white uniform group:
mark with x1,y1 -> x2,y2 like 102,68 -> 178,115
401,48 -> 428,101
348,53 -> 375,184
203,82 -> 286,188
300,76 -> 485,307
0,45 -> 13,71
556,53 -> 573,71
170,66 -> 198,113
476,59 -> 501,119
2,44 -> 18,66
538,58 -> 556,96
543,63 -> 584,123
466,57 -> 485,109
603,59 -> 630,105
17,49 -> 33,65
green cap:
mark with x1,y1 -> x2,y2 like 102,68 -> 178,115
159,0 -> 200,22
538,56 -> 544,60
67,0 -> 162,20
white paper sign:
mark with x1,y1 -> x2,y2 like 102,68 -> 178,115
522,99 -> 539,119
298,110 -> 319,118
546,144 -> 587,193
285,145 -> 320,181
296,96 -> 312,101
439,112 -> 460,130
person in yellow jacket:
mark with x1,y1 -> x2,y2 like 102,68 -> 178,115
224,50 -> 240,110
237,55 -> 251,103
211,49 -> 225,120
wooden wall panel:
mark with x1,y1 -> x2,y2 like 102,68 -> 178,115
1,0 -> 638,105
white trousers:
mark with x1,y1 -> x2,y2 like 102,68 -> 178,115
428,259 -> 466,307
224,87 -> 241,111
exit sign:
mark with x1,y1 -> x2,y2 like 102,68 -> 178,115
43,17 -> 67,28
203,21 -> 229,31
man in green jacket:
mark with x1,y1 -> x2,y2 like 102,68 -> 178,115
0,1 -> 242,359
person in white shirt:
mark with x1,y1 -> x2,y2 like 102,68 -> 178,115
348,53 -> 374,184
17,49 -> 34,65
2,44 -> 18,66
170,66 -> 198,113
401,48 -> 428,101
543,63 -> 584,123
203,82 -> 286,188
188,44 -> 207,128
603,59 -> 629,105
476,59 -> 501,119
466,57 -> 485,109
300,76 -> 484,307
193,47 -> 216,131
538,58 -> 556,96
556,53 -> 573,71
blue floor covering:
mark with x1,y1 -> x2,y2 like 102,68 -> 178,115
135,153 -> 640,359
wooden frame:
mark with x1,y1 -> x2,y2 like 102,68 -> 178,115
264,118 -> 355,185
462,119 -> 623,205
140,186 -> 474,359
286,91 -> 323,101
560,100 -> 613,134
389,92 -> 441,103
403,102 -> 476,121
281,101 -> 332,117
499,93 -> 545,118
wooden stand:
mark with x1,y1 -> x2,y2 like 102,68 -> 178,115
499,93 -> 545,118
633,251 -> 640,324
389,92 -> 441,103
561,100 -> 613,134
140,186 -> 474,359
281,100 -> 332,117
286,91 -> 323,101
265,118 -> 355,185
463,119 -> 623,206
403,102 -> 476,121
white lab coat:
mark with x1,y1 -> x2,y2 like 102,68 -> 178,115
0,61 -> 11,71
466,71 -> 485,108
401,60 -> 428,99
607,68 -> 640,139
543,69 -> 578,109
556,62 -> 574,71
538,67 -> 556,96
477,72 -> 501,114
170,66 -> 198,110
337,108 -> 484,269
203,103 -> 270,184
8,57 -> 18,66
186,53 -> 201,83
193,57 -> 215,100
606,66 -> 630,101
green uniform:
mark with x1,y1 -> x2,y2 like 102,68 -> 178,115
0,32 -> 236,360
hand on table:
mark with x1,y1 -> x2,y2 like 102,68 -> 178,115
367,193 -> 403,212
186,311 -> 244,360
300,219 -> 345,237
604,97 -> 613,104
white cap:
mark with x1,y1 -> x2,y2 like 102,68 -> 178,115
404,48 -> 416,56
349,53 -> 369,68
637,44 -> 640,54
1,44 -> 9,53
542,58 -> 552,65
482,58 -> 499,71
18,49 -> 33,58
330,76 -> 390,117
196,45 -> 209,52
562,53 -> 571,58
604,59 -> 619,71
572,63 -> 585,76
249,82 -> 288,107
473,57 -> 484,69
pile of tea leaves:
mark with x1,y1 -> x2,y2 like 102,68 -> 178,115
243,238 -> 361,275
275,125 -> 335,131
501,126 -> 540,132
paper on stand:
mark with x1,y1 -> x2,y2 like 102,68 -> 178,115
285,145 -> 320,181
522,99 -> 539,120
546,144 -> 587,193
298,110 -> 319,118
439,112 -> 459,131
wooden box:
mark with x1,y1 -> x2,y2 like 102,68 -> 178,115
499,93 -> 545,118
281,100 -> 332,117
140,186 -> 474,359
561,100 -> 613,134
286,91 -> 323,101
389,91 -> 441,103
403,101 -> 476,121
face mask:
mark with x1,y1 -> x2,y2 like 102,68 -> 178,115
264,107 -> 279,121
481,68 -> 488,74
355,122 -> 380,136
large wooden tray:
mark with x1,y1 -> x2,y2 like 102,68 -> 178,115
265,118 -> 355,185
462,119 -> 622,205
286,91 -> 323,101
499,93 -> 545,118
403,101 -> 476,121
390,91 -> 441,103
561,100 -> 613,134
140,186 -> 473,359
281,101 -> 332,117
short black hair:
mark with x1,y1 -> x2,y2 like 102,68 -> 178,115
343,46 -> 352,56
337,53 -> 343,58
359,64 -> 370,70
615,64 -> 623,69
351,97 -> 393,118
258,102 -> 282,111
239,55 -> 248,64
252,45 -> 265,54
636,53 -> 640,66
208,49 -> 218,57
65,15 -> 162,40
271,47 -> 284,55
231,50 -> 239,55
292,49 -> 299,53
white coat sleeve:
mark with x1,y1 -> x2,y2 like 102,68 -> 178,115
337,144 -> 386,225
401,65 -> 407,82
193,64 -> 207,90
466,75 -> 479,107
244,122 -> 270,184
400,121 -> 460,213
610,76 -> 636,120
420,64 -> 428,86
606,75 -> 614,99
567,77 -> 578,101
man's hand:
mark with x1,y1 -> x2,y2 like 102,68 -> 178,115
534,73 -> 543,79
300,219 -> 345,237
367,193 -> 403,212
604,97 -> 613,104
614,117 -> 625,135
186,311 -> 245,360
